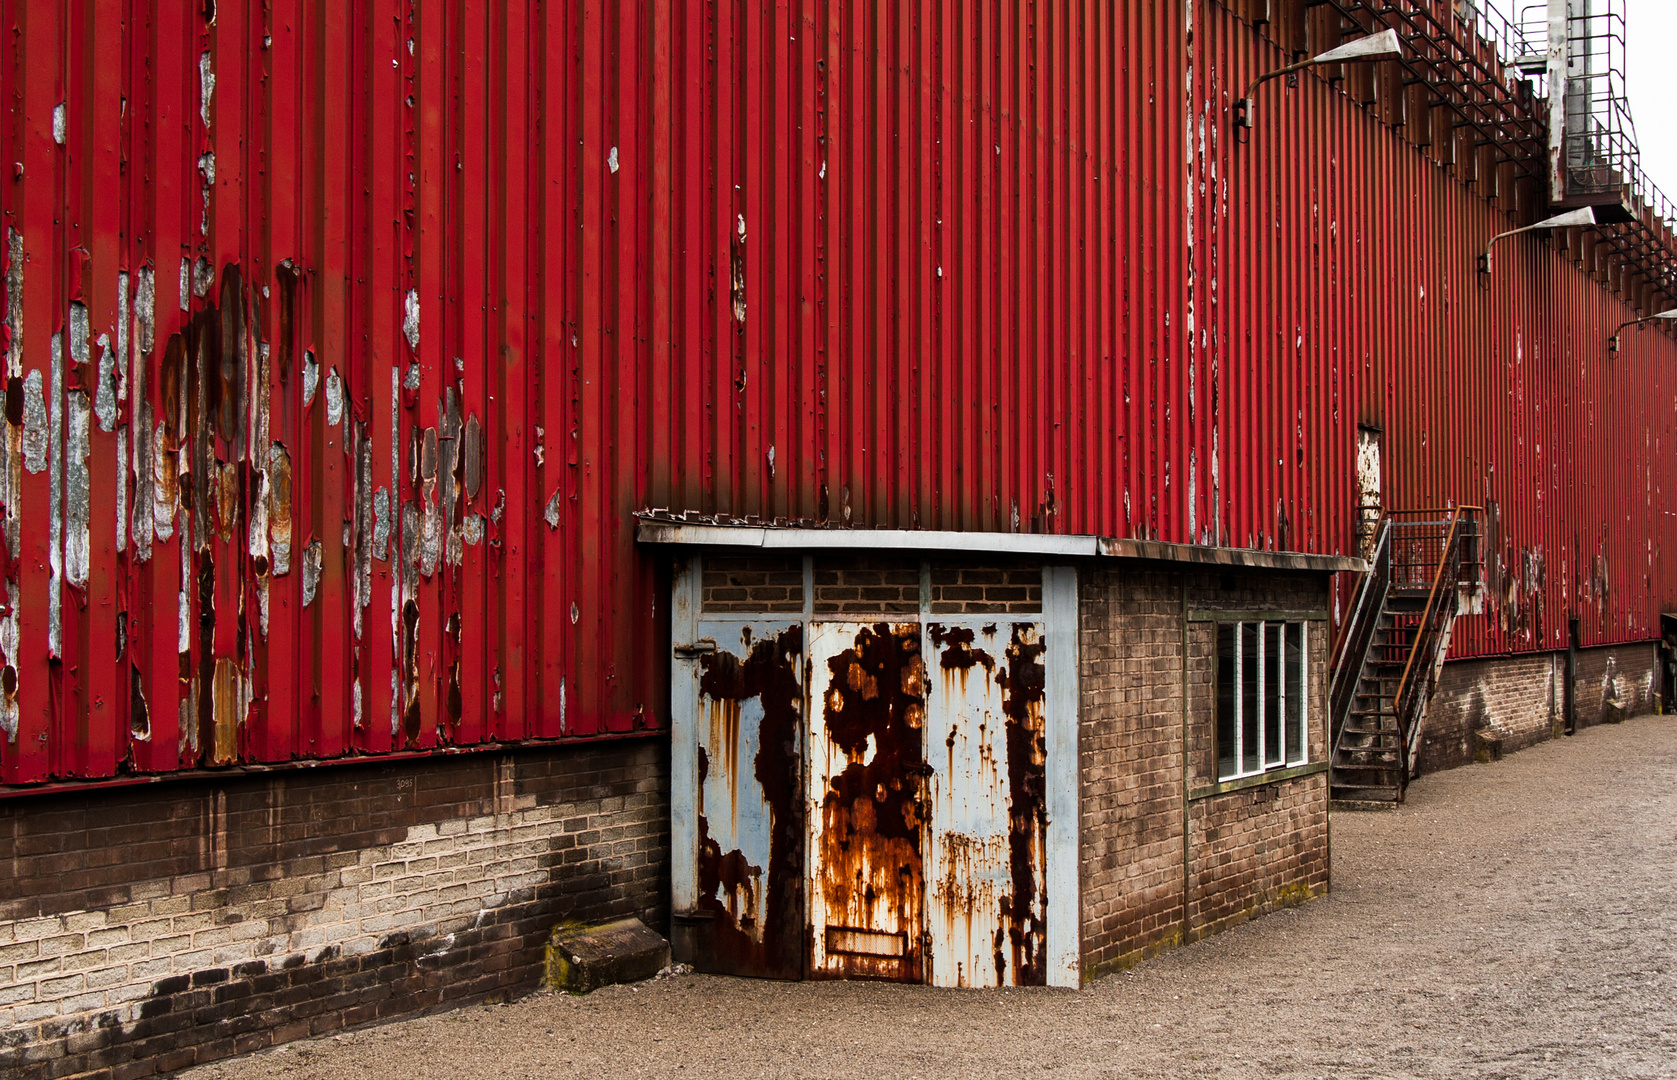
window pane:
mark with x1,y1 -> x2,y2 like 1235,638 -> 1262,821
1264,623 -> 1283,767
1217,623 -> 1236,779
1286,622 -> 1306,764
1241,623 -> 1259,774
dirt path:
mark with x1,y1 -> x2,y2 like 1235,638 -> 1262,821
184,715 -> 1677,1080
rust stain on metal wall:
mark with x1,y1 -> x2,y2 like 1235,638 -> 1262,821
996,625 -> 1047,986
929,624 -> 996,679
812,623 -> 926,982
923,622 -> 1013,988
5,0 -> 1677,787
690,626 -> 804,980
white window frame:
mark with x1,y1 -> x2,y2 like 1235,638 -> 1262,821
1217,619 -> 1309,781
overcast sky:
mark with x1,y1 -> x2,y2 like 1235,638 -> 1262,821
1623,0 -> 1677,199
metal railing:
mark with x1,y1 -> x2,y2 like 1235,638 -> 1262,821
1390,506 -> 1480,791
1312,0 -> 1677,310
1329,506 -> 1481,797
1329,514 -> 1393,751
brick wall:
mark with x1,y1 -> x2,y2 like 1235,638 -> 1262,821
1077,565 -> 1186,978
700,553 -> 1045,618
1421,653 -> 1559,772
810,554 -> 920,615
1573,642 -> 1658,727
1420,642 -> 1658,774
928,562 -> 1042,614
0,740 -> 668,1080
1188,774 -> 1329,936
1183,573 -> 1331,939
1078,564 -> 1331,981
700,554 -> 804,613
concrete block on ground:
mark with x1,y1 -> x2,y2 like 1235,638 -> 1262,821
543,918 -> 670,994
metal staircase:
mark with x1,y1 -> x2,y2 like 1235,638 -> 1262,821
1329,508 -> 1481,804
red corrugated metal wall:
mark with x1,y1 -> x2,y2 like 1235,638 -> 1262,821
0,1 -> 1187,785
1191,0 -> 1677,659
0,1 -> 1671,787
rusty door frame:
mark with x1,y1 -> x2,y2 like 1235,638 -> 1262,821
1356,425 -> 1384,559
671,552 -> 1080,988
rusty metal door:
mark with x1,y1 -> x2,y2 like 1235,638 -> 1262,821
923,622 -> 1049,988
674,561 -> 1080,988
675,620 -> 806,979
806,622 -> 929,981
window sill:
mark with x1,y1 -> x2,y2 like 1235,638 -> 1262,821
1190,761 -> 1328,801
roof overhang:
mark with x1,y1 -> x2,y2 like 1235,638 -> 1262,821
634,519 -> 1365,575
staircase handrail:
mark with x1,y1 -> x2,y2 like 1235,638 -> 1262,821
1329,514 -> 1393,754
1390,507 -> 1476,792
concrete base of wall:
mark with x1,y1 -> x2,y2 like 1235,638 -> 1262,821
1420,643 -> 1658,775
0,740 -> 670,1080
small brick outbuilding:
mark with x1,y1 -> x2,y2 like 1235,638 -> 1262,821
648,522 -> 1357,986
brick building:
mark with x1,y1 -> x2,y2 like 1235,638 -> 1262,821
652,531 -> 1348,987
4,0 -> 1677,1076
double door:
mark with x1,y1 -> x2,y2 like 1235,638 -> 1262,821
675,616 -> 1052,988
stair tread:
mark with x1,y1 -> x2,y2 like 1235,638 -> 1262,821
1333,531 -> 1470,810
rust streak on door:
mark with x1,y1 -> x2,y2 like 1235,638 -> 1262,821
688,623 -> 805,979
808,622 -> 927,982
923,621 -> 1050,988
997,625 -> 1048,986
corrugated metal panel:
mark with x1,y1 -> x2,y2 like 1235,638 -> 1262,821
0,0 -> 687,784
1190,0 -> 1677,659
0,1 -> 1185,786
0,0 -> 1672,787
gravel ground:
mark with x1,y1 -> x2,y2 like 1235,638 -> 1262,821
184,714 -> 1677,1080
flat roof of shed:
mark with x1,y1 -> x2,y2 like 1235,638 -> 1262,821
635,514 -> 1366,575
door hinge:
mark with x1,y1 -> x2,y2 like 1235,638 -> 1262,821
674,638 -> 718,659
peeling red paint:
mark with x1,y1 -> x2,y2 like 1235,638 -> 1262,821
4,0 -> 1677,788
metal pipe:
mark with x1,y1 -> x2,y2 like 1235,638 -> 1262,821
1565,616 -> 1580,736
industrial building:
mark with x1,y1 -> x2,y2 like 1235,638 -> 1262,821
2,0 -> 1675,1075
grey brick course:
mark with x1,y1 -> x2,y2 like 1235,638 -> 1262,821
0,740 -> 669,1080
